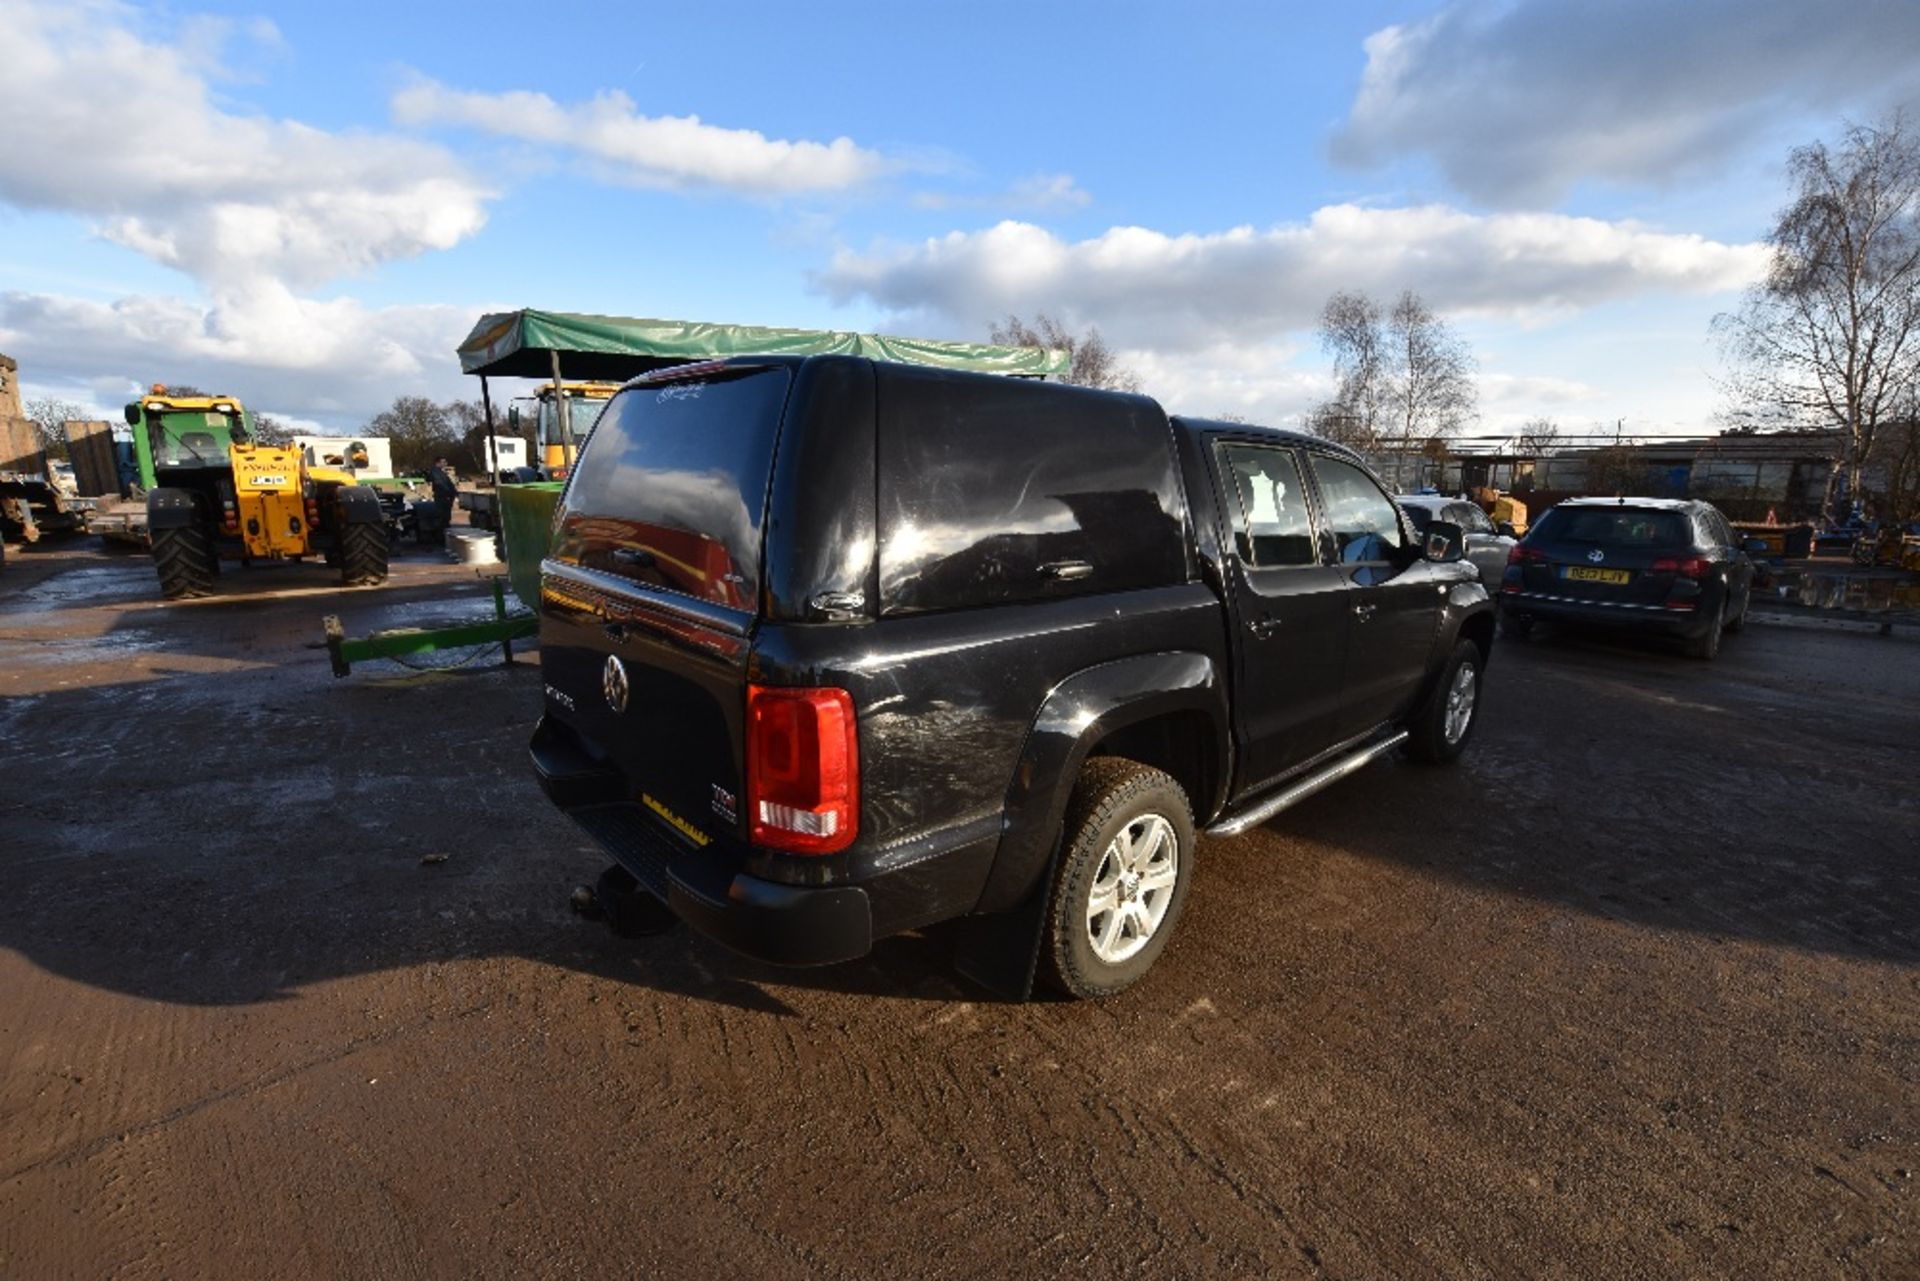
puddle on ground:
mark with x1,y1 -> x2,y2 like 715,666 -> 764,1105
8,627 -> 171,665
5,563 -> 160,613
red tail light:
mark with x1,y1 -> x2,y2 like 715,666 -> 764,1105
1507,545 -> 1547,565
747,684 -> 858,854
1652,555 -> 1711,579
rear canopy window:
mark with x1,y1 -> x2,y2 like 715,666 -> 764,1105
1535,507 -> 1688,547
876,369 -> 1186,614
551,366 -> 791,612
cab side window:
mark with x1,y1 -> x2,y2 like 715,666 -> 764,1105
1219,445 -> 1316,568
1309,455 -> 1406,564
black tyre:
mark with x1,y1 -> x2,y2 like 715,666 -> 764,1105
1040,758 -> 1195,1000
1684,596 -> 1725,660
1405,639 -> 1483,764
151,524 -> 216,599
1499,610 -> 1534,640
337,521 -> 389,587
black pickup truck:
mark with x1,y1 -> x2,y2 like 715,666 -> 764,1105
529,356 -> 1494,998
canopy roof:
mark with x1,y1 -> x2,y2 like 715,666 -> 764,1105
457,308 -> 1069,381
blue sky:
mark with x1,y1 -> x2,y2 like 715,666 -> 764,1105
3,0 -> 1918,434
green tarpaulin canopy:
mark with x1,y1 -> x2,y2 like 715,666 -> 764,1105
458,308 -> 1069,381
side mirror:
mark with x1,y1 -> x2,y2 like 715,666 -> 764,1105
1423,519 -> 1467,563
228,423 -> 248,445
1743,538 -> 1769,556
507,406 -> 521,431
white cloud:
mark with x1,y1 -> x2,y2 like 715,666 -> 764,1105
815,207 -> 1767,352
1120,342 -> 1331,426
0,0 -> 498,425
0,0 -> 491,289
1332,0 -> 1920,206
913,173 -> 1092,213
392,79 -> 890,196
1476,372 -> 1601,410
0,284 -> 477,421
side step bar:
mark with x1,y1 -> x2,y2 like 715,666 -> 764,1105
1205,730 -> 1408,838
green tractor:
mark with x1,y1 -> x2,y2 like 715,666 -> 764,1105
124,388 -> 389,599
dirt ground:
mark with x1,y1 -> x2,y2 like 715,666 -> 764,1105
1,539 -> 1915,1280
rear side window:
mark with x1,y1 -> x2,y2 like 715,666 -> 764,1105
877,370 -> 1186,614
1700,509 -> 1735,549
1309,455 -> 1406,563
1534,507 -> 1687,547
551,366 -> 792,612
1220,445 -> 1316,567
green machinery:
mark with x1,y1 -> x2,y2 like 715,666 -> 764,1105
125,390 -> 389,599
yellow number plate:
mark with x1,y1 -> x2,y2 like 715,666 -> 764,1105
1565,566 -> 1630,584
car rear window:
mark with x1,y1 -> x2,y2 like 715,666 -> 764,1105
550,365 -> 792,612
1534,507 -> 1688,547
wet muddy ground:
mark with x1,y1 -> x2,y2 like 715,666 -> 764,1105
1,540 -> 1915,1278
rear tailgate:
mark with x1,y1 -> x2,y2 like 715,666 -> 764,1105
535,363 -> 793,858
1521,507 -> 1690,604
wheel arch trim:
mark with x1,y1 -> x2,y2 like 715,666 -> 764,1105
974,650 -> 1227,913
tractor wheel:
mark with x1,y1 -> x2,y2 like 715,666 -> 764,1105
152,525 -> 216,600
337,522 -> 389,587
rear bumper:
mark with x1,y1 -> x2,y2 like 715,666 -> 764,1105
1499,590 -> 1707,636
529,714 -> 873,967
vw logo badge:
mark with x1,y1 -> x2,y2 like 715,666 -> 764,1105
602,654 -> 630,714
1587,548 -> 1605,563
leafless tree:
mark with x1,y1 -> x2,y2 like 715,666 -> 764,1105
366,396 -> 457,475
1312,289 -> 1476,448
1312,291 -> 1387,446
23,396 -> 88,459
990,312 -> 1141,392
1516,416 -> 1562,455
1387,291 -> 1477,440
251,413 -> 295,446
1715,113 -> 1920,520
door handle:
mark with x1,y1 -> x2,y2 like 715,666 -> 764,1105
1352,602 -> 1377,622
1248,617 -> 1283,638
1039,559 -> 1093,581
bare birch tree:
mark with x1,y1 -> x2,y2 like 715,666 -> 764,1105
1516,416 -> 1562,455
1312,291 -> 1388,447
1313,289 -> 1476,448
990,312 -> 1141,392
1716,114 -> 1920,520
